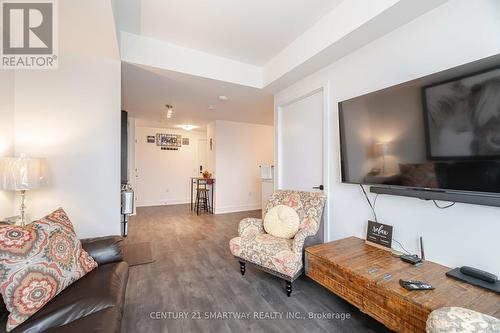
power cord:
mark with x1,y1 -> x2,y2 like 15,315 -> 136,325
359,184 -> 378,222
392,238 -> 412,255
359,184 -> 413,256
432,200 -> 455,209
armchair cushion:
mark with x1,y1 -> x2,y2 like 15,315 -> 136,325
426,307 -> 500,333
229,234 -> 301,278
263,205 -> 300,239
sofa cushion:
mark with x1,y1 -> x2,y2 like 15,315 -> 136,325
263,205 -> 300,239
0,209 -> 98,331
44,307 -> 123,333
0,262 -> 128,333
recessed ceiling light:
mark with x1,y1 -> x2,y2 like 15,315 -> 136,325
208,105 -> 216,110
177,125 -> 197,131
218,95 -> 229,101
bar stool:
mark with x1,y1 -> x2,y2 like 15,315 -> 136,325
195,187 -> 210,215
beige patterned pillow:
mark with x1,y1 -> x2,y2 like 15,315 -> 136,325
0,208 -> 97,331
264,205 -> 300,239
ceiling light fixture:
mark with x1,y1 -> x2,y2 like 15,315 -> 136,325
218,95 -> 229,101
208,105 -> 216,110
177,125 -> 197,131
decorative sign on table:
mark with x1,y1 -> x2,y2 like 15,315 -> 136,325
366,220 -> 393,250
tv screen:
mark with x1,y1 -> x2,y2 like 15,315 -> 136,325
339,58 -> 500,196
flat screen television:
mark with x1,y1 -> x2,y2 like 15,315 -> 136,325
338,56 -> 500,206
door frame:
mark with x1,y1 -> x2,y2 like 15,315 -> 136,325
274,82 -> 331,242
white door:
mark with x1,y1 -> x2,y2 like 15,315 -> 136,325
278,91 -> 323,192
278,90 -> 325,244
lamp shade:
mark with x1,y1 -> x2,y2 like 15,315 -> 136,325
0,156 -> 46,191
373,142 -> 390,156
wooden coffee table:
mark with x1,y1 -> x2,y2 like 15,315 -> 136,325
305,236 -> 500,333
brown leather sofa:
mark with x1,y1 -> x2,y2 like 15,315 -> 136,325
0,236 -> 129,333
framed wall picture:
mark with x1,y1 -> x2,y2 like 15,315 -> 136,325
423,66 -> 500,160
147,136 -> 155,143
182,138 -> 189,145
156,133 -> 182,147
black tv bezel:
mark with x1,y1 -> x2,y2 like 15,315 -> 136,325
337,64 -> 500,206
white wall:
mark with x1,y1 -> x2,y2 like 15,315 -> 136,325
0,70 -> 15,218
135,127 -> 207,207
213,120 -> 274,214
12,0 -> 121,238
207,122 -> 216,174
276,0 -> 500,274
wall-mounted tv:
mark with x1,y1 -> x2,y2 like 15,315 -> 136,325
338,55 -> 500,206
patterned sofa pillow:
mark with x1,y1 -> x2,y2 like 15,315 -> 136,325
0,208 -> 98,331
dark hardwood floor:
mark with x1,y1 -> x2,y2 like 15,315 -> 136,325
121,204 -> 391,333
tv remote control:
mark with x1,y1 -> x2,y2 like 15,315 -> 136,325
399,279 -> 434,291
460,266 -> 498,284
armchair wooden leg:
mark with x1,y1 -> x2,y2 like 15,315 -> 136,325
286,281 -> 292,297
239,261 -> 246,276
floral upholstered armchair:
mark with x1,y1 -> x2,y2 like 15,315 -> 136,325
229,190 -> 326,296
427,307 -> 500,333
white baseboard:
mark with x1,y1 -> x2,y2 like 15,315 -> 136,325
214,203 -> 262,215
136,198 -> 190,208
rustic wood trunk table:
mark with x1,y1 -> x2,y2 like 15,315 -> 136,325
305,236 -> 500,333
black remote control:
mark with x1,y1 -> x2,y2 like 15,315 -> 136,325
399,279 -> 434,291
460,266 -> 498,284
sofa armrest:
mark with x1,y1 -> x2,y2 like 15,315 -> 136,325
238,218 -> 265,238
80,236 -> 124,265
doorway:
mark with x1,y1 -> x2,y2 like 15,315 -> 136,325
276,87 -> 329,243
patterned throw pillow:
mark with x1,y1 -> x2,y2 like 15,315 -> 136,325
0,208 -> 97,331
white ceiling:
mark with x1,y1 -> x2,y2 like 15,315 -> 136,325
122,62 -> 274,129
117,0 -> 449,129
114,0 -> 343,65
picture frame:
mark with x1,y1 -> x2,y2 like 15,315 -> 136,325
156,133 -> 182,147
147,136 -> 155,143
422,65 -> 500,160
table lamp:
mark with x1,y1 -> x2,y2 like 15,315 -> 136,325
373,142 -> 390,174
0,155 -> 46,226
